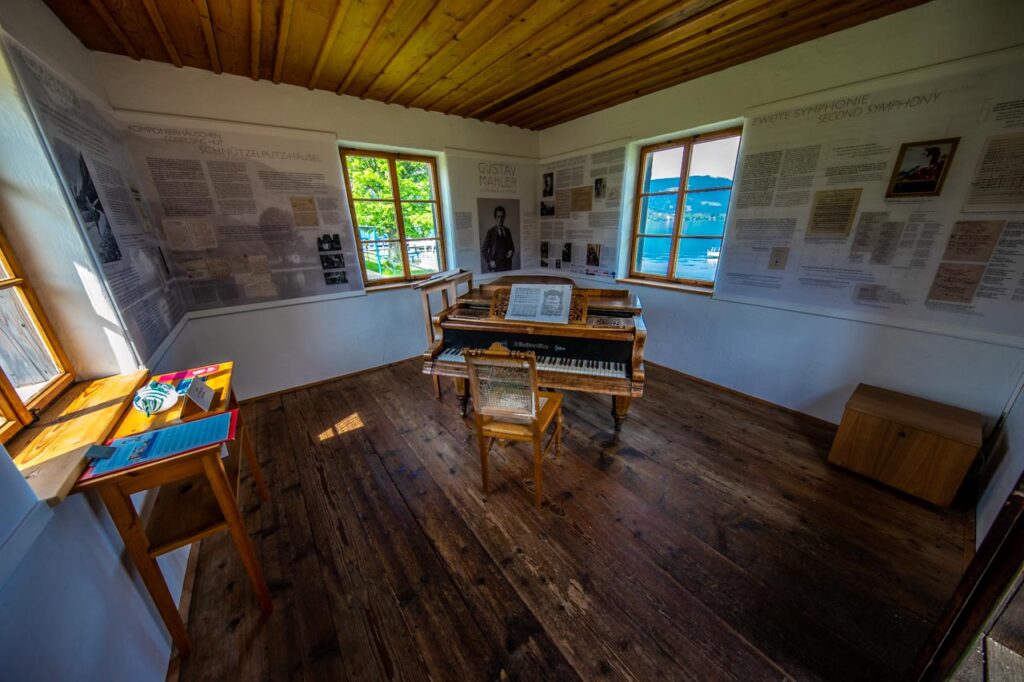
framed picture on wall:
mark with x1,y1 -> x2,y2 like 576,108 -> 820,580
886,137 -> 960,198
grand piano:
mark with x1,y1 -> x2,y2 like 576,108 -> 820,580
422,276 -> 646,431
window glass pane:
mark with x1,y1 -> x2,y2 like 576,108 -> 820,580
0,287 -> 60,402
406,239 -> 441,275
634,237 -> 671,276
0,257 -> 9,279
675,238 -> 722,283
637,195 -> 677,235
687,136 -> 740,189
345,155 -> 393,199
642,146 -> 684,193
681,189 -> 731,236
361,241 -> 405,280
401,202 -> 438,239
396,160 -> 434,200
354,201 -> 398,240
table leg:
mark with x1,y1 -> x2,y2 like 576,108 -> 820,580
200,452 -> 273,612
241,424 -> 270,502
98,484 -> 191,657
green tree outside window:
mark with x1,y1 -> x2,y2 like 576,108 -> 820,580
342,151 -> 446,282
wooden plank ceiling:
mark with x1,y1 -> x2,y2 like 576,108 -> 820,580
46,0 -> 930,130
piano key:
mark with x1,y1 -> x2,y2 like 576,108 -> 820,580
440,348 -> 627,378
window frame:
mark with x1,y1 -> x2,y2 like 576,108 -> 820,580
0,222 -> 74,444
628,127 -> 742,288
339,148 -> 448,286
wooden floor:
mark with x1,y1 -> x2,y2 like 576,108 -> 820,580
177,360 -> 968,681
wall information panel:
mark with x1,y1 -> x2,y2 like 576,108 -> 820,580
715,54 -> 1024,345
5,39 -> 186,362
447,151 -> 538,276
123,116 -> 363,310
538,144 -> 625,282
5,38 -> 365,363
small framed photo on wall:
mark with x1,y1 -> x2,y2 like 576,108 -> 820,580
886,137 -> 959,198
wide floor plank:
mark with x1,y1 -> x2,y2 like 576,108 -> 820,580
178,361 -> 967,681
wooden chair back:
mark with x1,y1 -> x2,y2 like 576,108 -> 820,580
464,343 -> 539,424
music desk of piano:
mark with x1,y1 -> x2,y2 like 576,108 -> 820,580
422,276 -> 646,431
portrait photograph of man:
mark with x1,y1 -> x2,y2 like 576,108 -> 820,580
540,288 -> 565,316
543,172 -> 554,197
478,198 -> 521,272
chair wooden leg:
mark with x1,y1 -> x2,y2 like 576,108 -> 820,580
477,430 -> 490,497
532,433 -> 543,508
555,410 -> 563,457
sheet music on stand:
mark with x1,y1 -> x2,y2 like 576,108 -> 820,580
504,284 -> 572,324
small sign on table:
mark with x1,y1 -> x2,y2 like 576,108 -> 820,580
185,378 -> 216,412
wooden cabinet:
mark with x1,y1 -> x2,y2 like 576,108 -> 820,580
828,384 -> 983,506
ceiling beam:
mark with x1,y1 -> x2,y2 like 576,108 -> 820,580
87,0 -> 140,60
384,1 -> 501,105
140,0 -> 181,67
517,0 -> 926,129
357,0 -> 441,99
273,0 -> 294,83
407,0 -> 575,111
308,1 -> 349,89
250,0 -> 262,80
515,3 -> 846,128
431,0 -> 636,115
194,0 -> 222,74
457,0 -> 720,119
336,0 -> 403,96
488,0 -> 802,125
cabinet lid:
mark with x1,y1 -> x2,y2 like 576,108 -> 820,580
848,384 -> 983,447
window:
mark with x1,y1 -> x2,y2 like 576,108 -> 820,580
0,223 -> 73,443
630,128 -> 741,287
340,150 -> 447,285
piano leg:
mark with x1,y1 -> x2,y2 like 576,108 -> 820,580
612,395 -> 631,432
454,377 -> 470,417
432,375 -> 442,400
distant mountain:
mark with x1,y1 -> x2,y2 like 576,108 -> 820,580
648,175 -> 730,192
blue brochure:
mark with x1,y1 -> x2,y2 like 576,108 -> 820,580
84,409 -> 238,479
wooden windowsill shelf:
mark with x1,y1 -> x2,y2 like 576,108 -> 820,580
616,277 -> 714,296
9,370 -> 149,505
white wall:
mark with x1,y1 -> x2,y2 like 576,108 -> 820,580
976,384 -> 1024,544
0,0 -> 137,379
24,0 -> 1023,549
535,0 -> 1024,428
153,287 -> 424,398
96,55 -> 537,398
95,54 -> 537,158
0,450 -> 187,682
0,3 -> 186,680
538,0 -> 1024,545
539,0 -> 1024,157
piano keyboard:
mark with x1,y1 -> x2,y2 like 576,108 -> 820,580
437,346 -> 628,379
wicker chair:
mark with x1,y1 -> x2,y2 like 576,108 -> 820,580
464,342 -> 563,508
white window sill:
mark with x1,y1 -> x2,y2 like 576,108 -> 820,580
616,277 -> 714,296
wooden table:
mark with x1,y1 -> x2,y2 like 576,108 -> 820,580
71,362 -> 271,657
